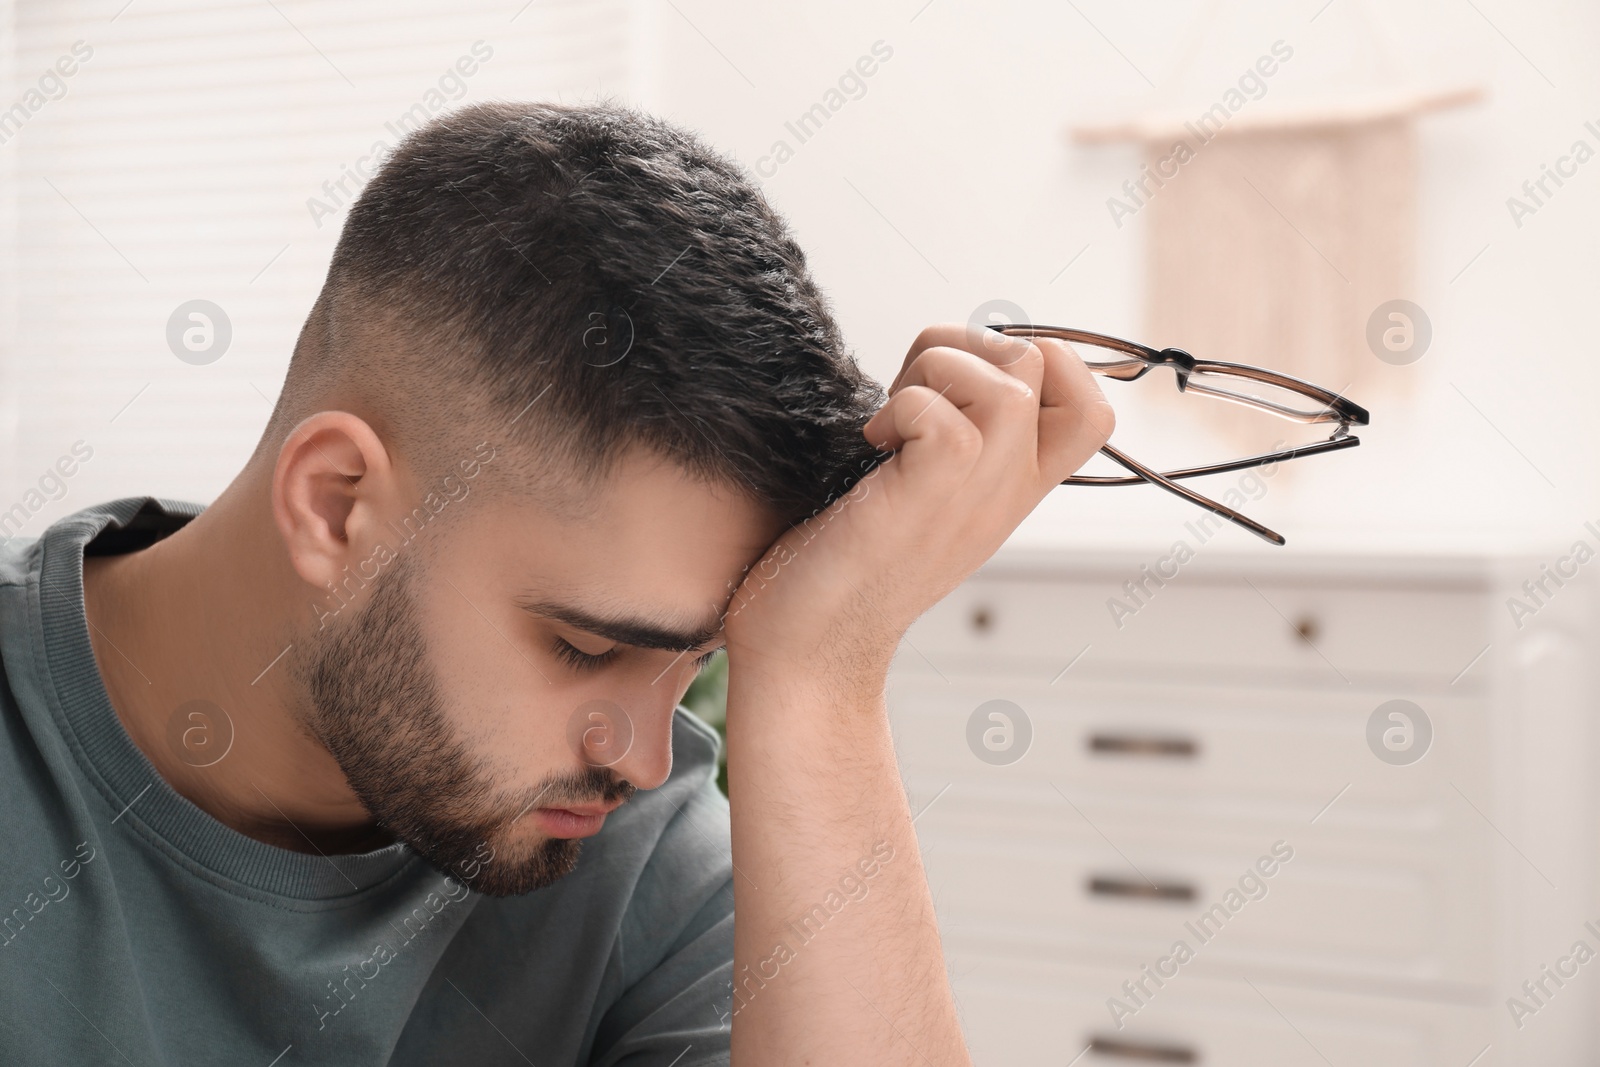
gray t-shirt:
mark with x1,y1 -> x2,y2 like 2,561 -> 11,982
0,497 -> 735,1065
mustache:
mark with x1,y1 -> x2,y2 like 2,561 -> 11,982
412,765 -> 635,870
505,765 -> 635,824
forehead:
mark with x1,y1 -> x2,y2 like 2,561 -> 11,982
449,447 -> 785,633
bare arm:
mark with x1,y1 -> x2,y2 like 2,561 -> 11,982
721,323 -> 1116,1064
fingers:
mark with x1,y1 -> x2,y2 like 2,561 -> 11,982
870,323 -> 1119,501
1035,337 -> 1116,485
889,322 -> 1045,398
886,345 -> 1040,459
861,383 -> 984,499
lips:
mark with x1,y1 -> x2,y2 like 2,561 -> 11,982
547,799 -> 623,818
529,798 -> 625,839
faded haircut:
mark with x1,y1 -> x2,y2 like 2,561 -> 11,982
263,100 -> 889,527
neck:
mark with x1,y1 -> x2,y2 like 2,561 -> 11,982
82,468 -> 391,854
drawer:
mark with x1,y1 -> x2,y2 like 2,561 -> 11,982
887,678 -> 1494,986
920,827 -> 1491,988
886,676 -> 1490,815
895,574 -> 1491,689
950,957 -> 1493,1067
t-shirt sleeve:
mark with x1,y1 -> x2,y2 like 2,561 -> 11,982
587,717 -> 736,1067
588,881 -> 734,1066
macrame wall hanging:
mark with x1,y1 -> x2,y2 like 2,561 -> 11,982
1072,0 -> 1481,450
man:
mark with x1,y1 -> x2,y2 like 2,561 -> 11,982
0,102 -> 1112,1064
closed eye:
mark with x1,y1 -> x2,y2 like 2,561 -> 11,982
552,637 -> 620,671
552,638 -> 722,674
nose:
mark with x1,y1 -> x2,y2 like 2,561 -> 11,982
575,694 -> 675,792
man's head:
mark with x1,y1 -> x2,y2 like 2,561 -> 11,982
265,102 -> 887,895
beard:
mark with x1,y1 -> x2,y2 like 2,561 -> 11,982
291,547 -> 634,897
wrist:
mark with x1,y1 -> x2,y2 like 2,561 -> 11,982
723,651 -> 900,800
726,635 -> 894,703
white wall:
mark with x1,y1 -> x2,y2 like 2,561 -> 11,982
3,0 -> 1597,562
0,0 -> 635,542
652,0 -> 1600,558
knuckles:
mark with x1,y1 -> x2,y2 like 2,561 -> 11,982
996,372 -> 1039,407
906,389 -> 981,451
912,323 -> 963,356
987,336 -> 1046,375
923,342 -> 1043,403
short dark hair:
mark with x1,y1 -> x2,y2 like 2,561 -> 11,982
268,100 -> 888,527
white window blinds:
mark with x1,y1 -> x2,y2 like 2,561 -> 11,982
0,0 -> 636,536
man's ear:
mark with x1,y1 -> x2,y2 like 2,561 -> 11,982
272,411 -> 398,594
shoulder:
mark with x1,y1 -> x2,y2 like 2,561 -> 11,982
0,534 -> 40,589
591,707 -> 730,892
600,709 -> 733,974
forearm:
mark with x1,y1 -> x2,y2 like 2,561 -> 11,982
714,322 -> 1110,1061
723,659 -> 970,1065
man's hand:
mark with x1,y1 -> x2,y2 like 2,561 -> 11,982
719,324 -> 1113,1065
724,323 -> 1113,687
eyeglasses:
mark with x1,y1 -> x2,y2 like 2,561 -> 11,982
986,323 -> 1370,546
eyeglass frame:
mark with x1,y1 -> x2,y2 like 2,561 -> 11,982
985,323 -> 1371,546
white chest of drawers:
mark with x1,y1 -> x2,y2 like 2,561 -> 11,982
887,547 -> 1600,1066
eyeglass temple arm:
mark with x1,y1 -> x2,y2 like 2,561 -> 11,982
1066,434 -> 1359,486
1094,443 -> 1286,546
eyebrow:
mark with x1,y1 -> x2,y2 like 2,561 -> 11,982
516,597 -> 725,653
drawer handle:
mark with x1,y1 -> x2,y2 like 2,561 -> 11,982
1087,877 -> 1196,903
1087,1035 -> 1198,1062
1088,733 -> 1198,759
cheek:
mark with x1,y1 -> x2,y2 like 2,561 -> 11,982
418,592 -> 569,773
413,589 -> 673,783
